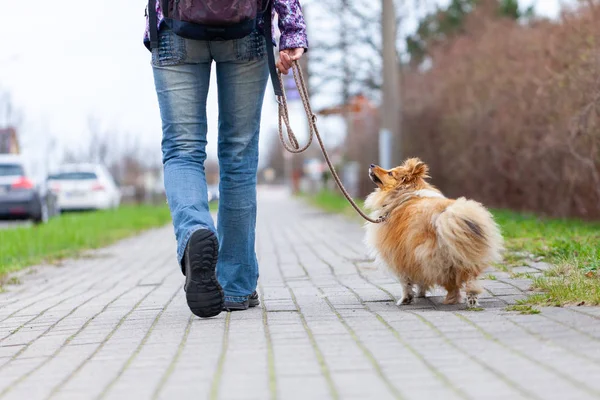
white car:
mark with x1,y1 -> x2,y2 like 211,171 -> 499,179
48,164 -> 121,211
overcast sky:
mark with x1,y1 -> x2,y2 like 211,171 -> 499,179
0,0 -> 568,178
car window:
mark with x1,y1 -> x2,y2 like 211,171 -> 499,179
0,164 -> 24,177
48,172 -> 98,180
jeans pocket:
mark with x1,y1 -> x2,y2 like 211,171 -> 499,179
152,29 -> 187,67
235,30 -> 266,62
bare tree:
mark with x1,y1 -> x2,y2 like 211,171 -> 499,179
0,88 -> 23,128
61,116 -> 161,186
307,0 -> 434,103
86,116 -> 112,166
307,0 -> 380,102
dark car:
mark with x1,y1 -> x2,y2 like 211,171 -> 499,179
0,155 -> 59,224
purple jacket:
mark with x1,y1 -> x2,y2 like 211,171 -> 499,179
144,1 -> 308,51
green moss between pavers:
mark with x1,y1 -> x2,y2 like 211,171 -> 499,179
506,304 -> 541,315
302,190 -> 600,307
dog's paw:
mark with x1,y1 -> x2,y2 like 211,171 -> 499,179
466,295 -> 480,308
397,295 -> 414,306
443,296 -> 461,305
416,288 -> 428,298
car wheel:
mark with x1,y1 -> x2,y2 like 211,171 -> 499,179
49,195 -> 60,217
33,201 -> 49,225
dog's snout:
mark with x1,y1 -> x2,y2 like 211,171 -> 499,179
370,164 -> 375,168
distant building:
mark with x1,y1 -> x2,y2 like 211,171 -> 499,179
0,127 -> 19,154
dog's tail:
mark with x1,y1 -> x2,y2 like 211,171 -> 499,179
434,197 -> 503,272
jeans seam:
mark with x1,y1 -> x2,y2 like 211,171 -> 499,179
225,295 -> 250,303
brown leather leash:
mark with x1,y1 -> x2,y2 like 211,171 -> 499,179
276,61 -> 386,224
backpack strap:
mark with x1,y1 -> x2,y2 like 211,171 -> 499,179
148,0 -> 159,50
263,0 -> 283,97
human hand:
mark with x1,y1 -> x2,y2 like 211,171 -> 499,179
276,48 -> 304,75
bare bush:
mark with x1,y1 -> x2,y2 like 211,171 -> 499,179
403,2 -> 600,219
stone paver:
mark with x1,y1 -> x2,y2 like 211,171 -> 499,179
1,186 -> 600,400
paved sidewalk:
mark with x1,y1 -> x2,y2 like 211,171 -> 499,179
1,187 -> 600,400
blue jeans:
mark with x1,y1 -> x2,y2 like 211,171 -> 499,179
152,27 -> 268,303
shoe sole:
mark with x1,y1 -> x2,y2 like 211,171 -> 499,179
185,230 -> 224,318
223,301 -> 250,312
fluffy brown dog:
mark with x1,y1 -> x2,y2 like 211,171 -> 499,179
364,158 -> 503,307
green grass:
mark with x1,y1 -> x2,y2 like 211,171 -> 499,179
302,190 -> 365,217
0,205 -> 172,281
493,209 -> 600,306
492,210 -> 600,270
506,304 -> 541,315
303,190 -> 600,306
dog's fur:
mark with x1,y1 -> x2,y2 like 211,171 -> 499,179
364,158 -> 503,308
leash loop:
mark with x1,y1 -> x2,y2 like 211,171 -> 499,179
276,61 -> 386,224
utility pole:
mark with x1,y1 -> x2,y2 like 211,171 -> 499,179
380,0 -> 401,168
340,0 -> 351,107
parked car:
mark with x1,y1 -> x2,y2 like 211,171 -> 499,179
47,164 -> 121,211
0,154 -> 59,224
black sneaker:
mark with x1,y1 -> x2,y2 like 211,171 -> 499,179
249,291 -> 260,308
184,229 -> 224,318
223,291 -> 260,312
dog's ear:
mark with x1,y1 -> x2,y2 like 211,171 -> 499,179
402,158 -> 430,182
